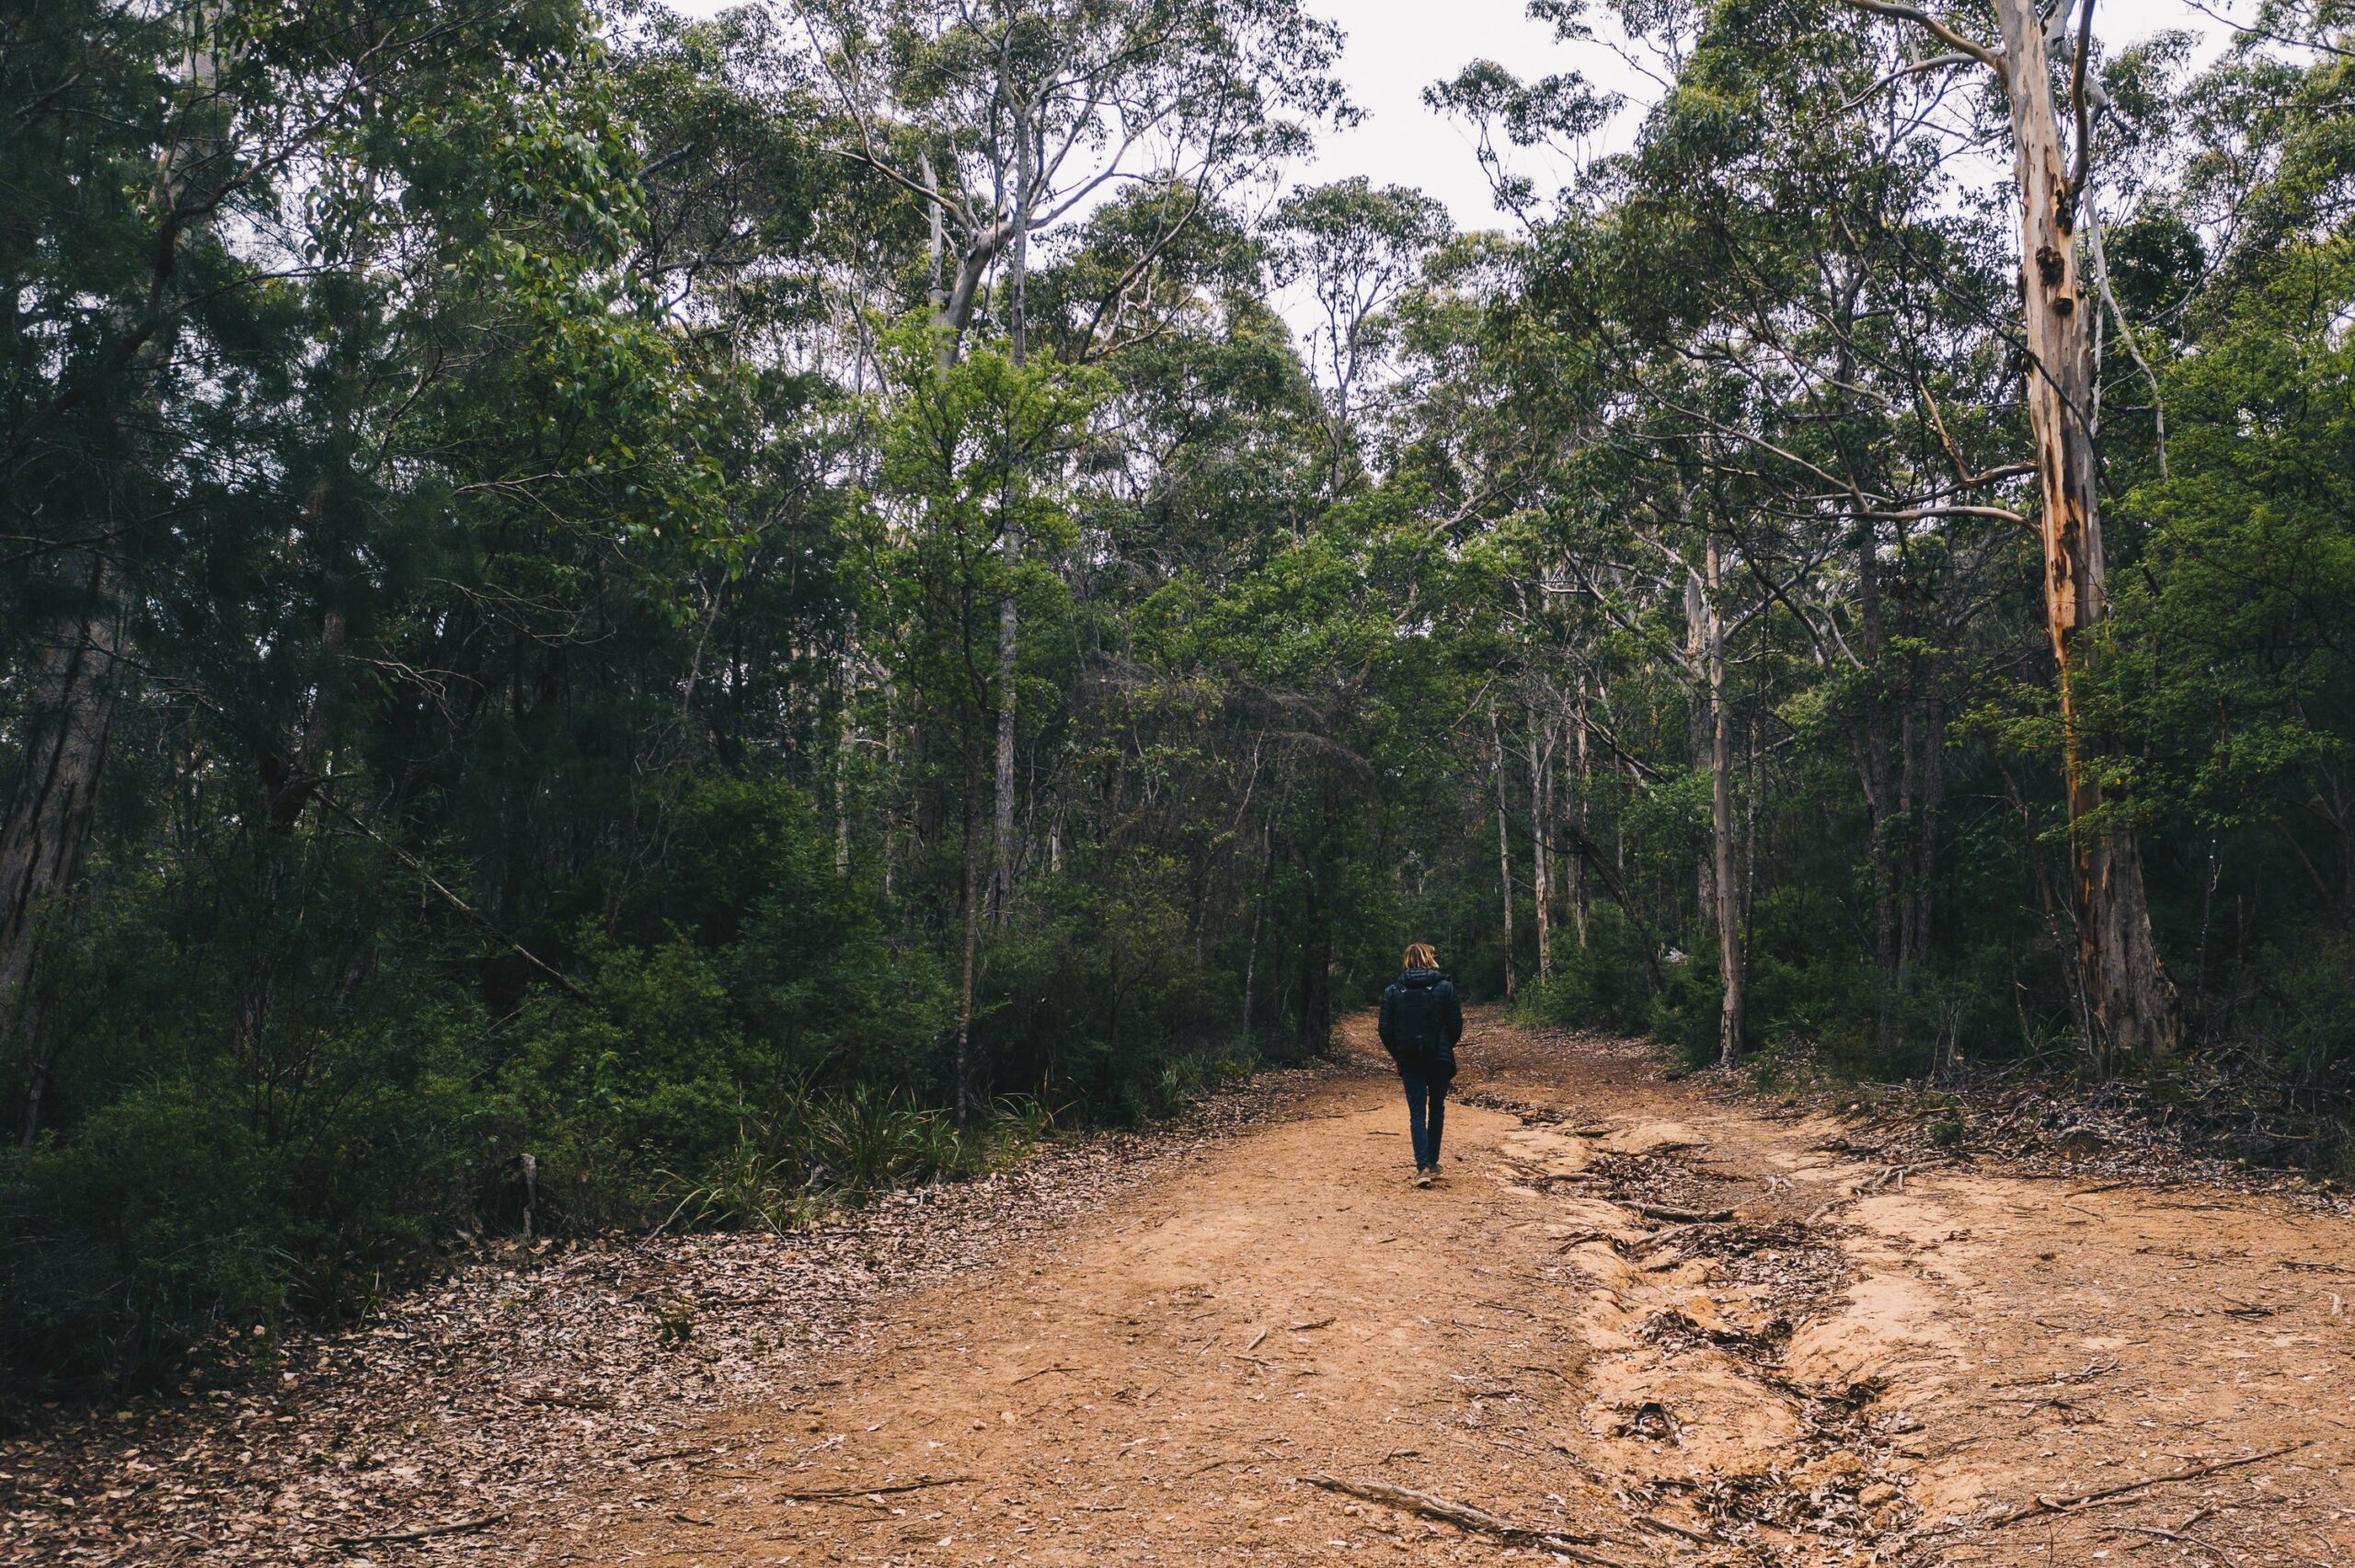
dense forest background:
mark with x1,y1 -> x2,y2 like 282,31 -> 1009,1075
4,0 -> 2352,1390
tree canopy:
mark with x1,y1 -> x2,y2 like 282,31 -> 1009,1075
6,0 -> 2354,1390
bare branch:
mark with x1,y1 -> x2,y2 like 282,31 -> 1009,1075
1828,0 -> 2005,71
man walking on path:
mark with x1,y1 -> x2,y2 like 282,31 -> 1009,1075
1379,943 -> 1463,1186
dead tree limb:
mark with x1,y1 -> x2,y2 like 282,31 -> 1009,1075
330,1514 -> 508,1549
1982,1444 -> 2306,1528
776,1475 -> 974,1501
1297,1473 -> 1598,1550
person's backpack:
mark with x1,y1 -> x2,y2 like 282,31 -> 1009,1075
1386,972 -> 1455,1069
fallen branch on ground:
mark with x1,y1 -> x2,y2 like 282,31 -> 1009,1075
330,1514 -> 508,1549
775,1475 -> 973,1501
2116,1520 -> 2224,1553
518,1391 -> 611,1411
1297,1473 -> 1598,1551
1982,1444 -> 2306,1528
1011,1364 -> 1077,1383
1631,1203 -> 1734,1223
1631,1220 -> 1727,1253
1989,1356 -> 2117,1391
628,1446 -> 716,1466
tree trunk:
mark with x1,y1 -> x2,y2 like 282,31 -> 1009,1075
1706,538 -> 1744,1068
6,8 -> 235,1129
1858,522 -> 1901,1045
1243,822 -> 1269,1044
1528,719 -> 1552,986
835,651 -> 856,878
881,683 -> 901,903
1684,568 -> 1717,932
3,552 -> 128,1140
1297,852 -> 1333,1055
955,736 -> 982,1123
1491,704 -> 1516,1002
988,122 -> 1040,926
991,555 -> 1018,923
1913,675 -> 1946,974
1571,678 -> 1591,947
939,218 -> 1014,366
1992,0 -> 2180,1059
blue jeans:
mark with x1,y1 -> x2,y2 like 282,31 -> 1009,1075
1400,1067 -> 1449,1169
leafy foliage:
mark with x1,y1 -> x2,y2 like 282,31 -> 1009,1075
7,1 -> 2355,1398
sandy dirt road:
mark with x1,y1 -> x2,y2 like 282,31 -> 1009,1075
568,1013 -> 2354,1567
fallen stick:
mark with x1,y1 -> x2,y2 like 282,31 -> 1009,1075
1635,1512 -> 1717,1544
1297,1473 -> 1596,1549
1011,1364 -> 1078,1383
330,1514 -> 508,1549
1989,1356 -> 2118,1390
2115,1521 -> 2225,1553
1630,1220 -> 1725,1253
1982,1444 -> 2305,1528
775,1474 -> 973,1501
518,1391 -> 611,1411
1631,1203 -> 1734,1224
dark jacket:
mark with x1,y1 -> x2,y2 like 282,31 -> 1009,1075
1378,968 -> 1463,1074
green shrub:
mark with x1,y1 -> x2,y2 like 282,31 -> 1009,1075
1523,905 -> 1657,1037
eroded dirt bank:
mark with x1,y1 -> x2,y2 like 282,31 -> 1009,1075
15,1015 -> 2355,1566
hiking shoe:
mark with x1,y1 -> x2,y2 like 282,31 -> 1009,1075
1413,1170 -> 1433,1188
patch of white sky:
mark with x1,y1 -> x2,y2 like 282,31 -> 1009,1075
667,0 -> 2246,350
1289,0 -> 2234,235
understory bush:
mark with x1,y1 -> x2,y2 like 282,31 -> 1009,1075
0,777 -> 1272,1399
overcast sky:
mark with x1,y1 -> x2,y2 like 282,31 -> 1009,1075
672,1 -> 2240,232
1290,0 -> 2232,233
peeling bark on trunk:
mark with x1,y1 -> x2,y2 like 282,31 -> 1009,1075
1993,0 -> 2180,1059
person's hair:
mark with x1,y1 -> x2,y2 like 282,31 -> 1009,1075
1403,943 -> 1438,970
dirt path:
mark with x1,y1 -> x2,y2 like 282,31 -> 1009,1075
19,1016 -> 2352,1566
547,1013 -> 2353,1567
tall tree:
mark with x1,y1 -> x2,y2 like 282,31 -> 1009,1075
792,0 -> 1349,925
1836,0 -> 2182,1056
